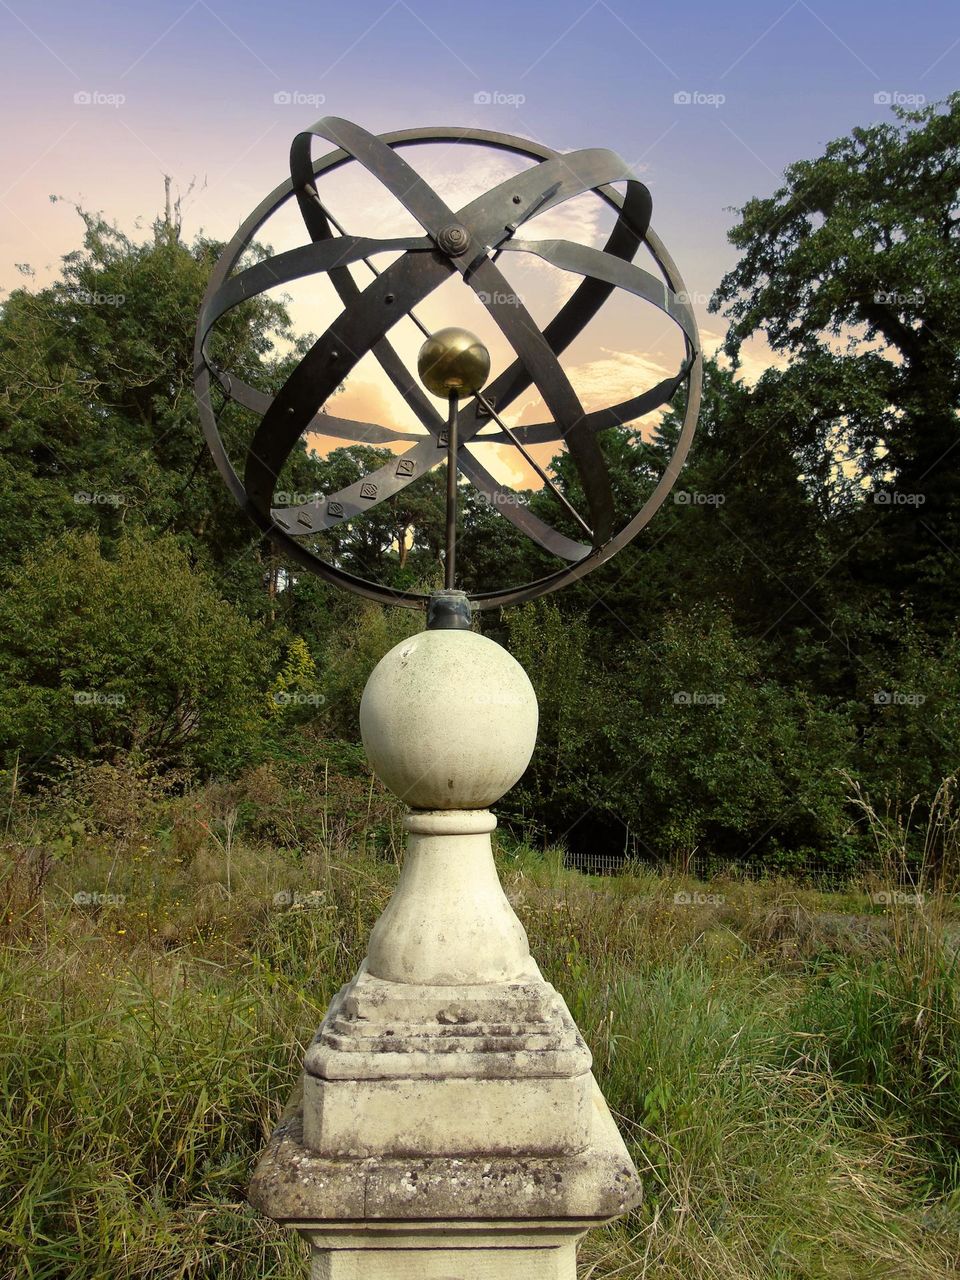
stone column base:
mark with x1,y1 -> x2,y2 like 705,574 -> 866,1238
250,1082 -> 641,1277
305,1224 -> 580,1279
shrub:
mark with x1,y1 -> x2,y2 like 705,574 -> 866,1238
0,531 -> 272,778
507,601 -> 855,869
319,601 -> 422,740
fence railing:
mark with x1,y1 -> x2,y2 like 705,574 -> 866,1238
561,848 -> 869,891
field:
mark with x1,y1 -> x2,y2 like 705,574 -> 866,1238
3,747 -> 960,1280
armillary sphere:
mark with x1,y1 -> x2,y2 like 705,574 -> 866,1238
194,116 -> 701,611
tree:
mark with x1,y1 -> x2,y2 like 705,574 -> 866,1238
0,203 -> 317,618
711,95 -> 960,630
0,532 -> 273,777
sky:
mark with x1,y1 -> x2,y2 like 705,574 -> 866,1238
1,0 -> 958,483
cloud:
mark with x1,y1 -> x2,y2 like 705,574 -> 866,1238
700,325 -> 790,384
506,346 -> 676,433
564,347 -> 674,412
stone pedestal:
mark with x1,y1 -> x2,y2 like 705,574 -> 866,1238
249,620 -> 641,1277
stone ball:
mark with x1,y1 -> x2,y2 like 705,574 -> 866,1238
360,630 -> 538,810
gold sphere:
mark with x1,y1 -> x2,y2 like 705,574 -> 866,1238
417,327 -> 490,399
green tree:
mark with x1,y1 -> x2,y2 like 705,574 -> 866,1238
0,203 -> 323,619
0,531 -> 272,777
712,95 -> 960,630
504,600 -> 614,839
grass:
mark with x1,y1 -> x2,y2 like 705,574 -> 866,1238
2,751 -> 960,1278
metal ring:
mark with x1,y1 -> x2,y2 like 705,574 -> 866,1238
194,118 -> 701,611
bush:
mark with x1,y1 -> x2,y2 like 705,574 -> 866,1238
319,601 -> 422,740
609,608 -> 855,867
0,531 -> 272,778
856,622 -> 960,811
504,600 -> 611,838
507,601 -> 855,869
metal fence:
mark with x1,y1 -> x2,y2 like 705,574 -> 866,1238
562,848 -> 869,891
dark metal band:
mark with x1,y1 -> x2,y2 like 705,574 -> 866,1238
194,119 -> 701,610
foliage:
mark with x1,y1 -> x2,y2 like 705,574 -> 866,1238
712,94 -> 960,629
318,600 -> 423,740
1,101 -> 960,862
605,608 -> 855,868
508,599 -> 855,869
504,600 -> 609,837
0,531 -> 272,777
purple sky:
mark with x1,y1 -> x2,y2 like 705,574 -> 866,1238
1,0 -> 957,471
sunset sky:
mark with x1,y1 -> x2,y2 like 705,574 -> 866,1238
1,0 -> 957,484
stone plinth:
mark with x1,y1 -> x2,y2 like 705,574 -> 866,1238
249,620 -> 641,1278
251,1083 -> 639,1278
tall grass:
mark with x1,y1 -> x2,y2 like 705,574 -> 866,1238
793,777 -> 960,1195
1,755 -> 958,1278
